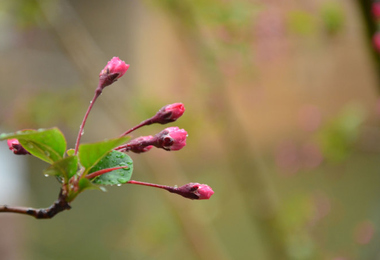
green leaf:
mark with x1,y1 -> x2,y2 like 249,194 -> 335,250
89,150 -> 133,186
0,128 -> 66,164
78,136 -> 129,174
78,178 -> 106,193
43,156 -> 79,181
66,149 -> 75,156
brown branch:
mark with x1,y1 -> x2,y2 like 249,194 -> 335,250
0,190 -> 71,219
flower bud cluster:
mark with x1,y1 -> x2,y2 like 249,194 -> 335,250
4,56 -> 214,202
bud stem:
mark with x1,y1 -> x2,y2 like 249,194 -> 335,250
119,118 -> 154,137
126,180 -> 176,192
74,87 -> 102,155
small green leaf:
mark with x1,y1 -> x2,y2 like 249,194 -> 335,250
89,150 -> 133,186
79,178 -> 106,193
66,149 -> 75,156
0,128 -> 66,164
78,136 -> 129,174
43,156 -> 79,180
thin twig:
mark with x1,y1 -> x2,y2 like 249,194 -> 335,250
74,88 -> 102,154
0,190 -> 70,219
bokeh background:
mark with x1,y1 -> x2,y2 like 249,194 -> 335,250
1,0 -> 380,259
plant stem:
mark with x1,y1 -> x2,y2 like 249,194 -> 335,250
74,87 -> 102,154
0,190 -> 70,219
119,118 -> 153,137
127,179 -> 175,192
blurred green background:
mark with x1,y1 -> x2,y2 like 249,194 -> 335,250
1,0 -> 380,259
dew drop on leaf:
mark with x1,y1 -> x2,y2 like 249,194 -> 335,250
117,178 -> 127,183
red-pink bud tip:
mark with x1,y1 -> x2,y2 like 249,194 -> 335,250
155,126 -> 187,151
373,2 -> 380,20
99,57 -> 129,89
196,184 -> 215,199
374,32 -> 380,53
154,103 -> 185,124
7,139 -> 30,155
175,183 -> 214,200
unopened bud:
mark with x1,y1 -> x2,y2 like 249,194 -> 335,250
374,32 -> 380,53
153,103 -> 185,124
155,127 -> 187,151
373,2 -> 380,20
99,57 -> 129,89
126,135 -> 155,153
7,139 -> 30,155
174,183 -> 214,200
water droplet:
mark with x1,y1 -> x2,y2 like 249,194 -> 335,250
81,130 -> 84,136
45,151 -> 50,156
117,184 -> 122,187
28,144 -> 34,149
90,101 -> 92,104
117,178 -> 127,183
44,174 -> 49,177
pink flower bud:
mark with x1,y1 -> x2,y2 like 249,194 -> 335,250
175,183 -> 214,200
7,139 -> 30,155
126,135 -> 155,153
99,57 -> 130,89
155,127 -> 187,151
373,2 -> 380,20
373,32 -> 380,53
153,103 -> 185,124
